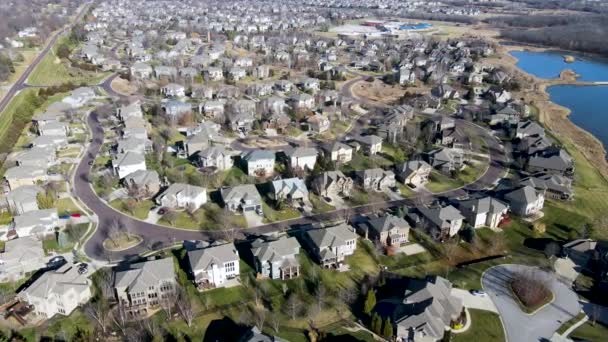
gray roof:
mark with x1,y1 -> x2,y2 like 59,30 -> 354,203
368,214 -> 410,233
286,147 -> 317,158
418,205 -> 464,228
251,236 -> 300,263
458,197 -> 508,215
221,184 -> 262,205
14,208 -> 57,228
243,150 -> 275,162
520,174 -> 572,196
353,134 -> 382,146
188,243 -> 239,272
114,151 -> 145,167
516,120 -> 544,137
271,178 -> 308,198
114,258 -> 176,293
21,264 -> 89,300
307,224 -> 357,249
528,148 -> 572,172
124,170 -> 160,188
6,185 -> 43,205
159,183 -> 206,200
505,185 -> 541,205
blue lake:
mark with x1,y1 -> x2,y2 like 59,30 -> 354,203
511,50 -> 608,82
547,85 -> 608,150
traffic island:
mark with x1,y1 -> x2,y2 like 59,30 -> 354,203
103,233 -> 143,251
510,270 -> 554,314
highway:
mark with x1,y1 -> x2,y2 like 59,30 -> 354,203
0,2 -> 92,115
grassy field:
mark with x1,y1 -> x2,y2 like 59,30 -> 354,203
569,321 -> 608,341
27,39 -> 110,86
310,194 -> 336,214
453,309 -> 505,342
262,202 -> 301,223
109,199 -> 155,220
55,197 -> 82,216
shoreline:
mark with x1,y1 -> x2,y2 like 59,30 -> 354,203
497,45 -> 608,180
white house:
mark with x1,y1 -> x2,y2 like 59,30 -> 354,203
161,83 -> 186,98
112,152 -> 146,179
286,147 -> 317,171
243,150 -> 275,177
197,146 -> 234,171
157,183 -> 207,210
458,197 -> 509,229
9,209 -> 59,240
187,243 -> 240,289
505,185 -> 545,217
19,264 -> 92,317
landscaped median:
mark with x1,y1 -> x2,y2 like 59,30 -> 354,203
103,231 -> 143,251
509,269 -> 554,314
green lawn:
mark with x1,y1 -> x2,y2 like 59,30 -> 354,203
425,170 -> 463,193
56,146 -> 81,158
55,197 -> 82,215
157,203 -> 247,230
310,194 -> 336,214
453,309 -> 505,342
569,321 -> 608,341
109,199 -> 155,220
0,211 -> 12,225
340,152 -> 394,173
557,312 -> 586,335
262,202 -> 301,223
27,46 -> 110,86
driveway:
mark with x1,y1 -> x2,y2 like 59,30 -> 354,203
243,211 -> 265,227
451,288 -> 498,313
481,264 -> 580,342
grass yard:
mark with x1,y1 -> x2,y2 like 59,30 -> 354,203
0,211 -> 13,225
157,203 -> 247,230
310,194 -> 336,214
453,309 -> 505,342
569,321 -> 608,341
27,44 -> 110,86
340,152 -> 394,174
55,197 -> 82,215
425,170 -> 463,193
109,199 -> 155,220
262,202 -> 301,223
56,146 -> 81,158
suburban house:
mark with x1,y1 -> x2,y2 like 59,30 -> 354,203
312,171 -> 354,198
161,83 -> 186,98
269,178 -> 309,203
413,205 -> 465,240
5,185 -> 42,215
197,146 -> 234,171
10,208 -> 59,240
457,197 -> 509,229
243,150 -> 275,177
305,224 -> 358,268
366,214 -> 410,247
251,236 -> 301,280
157,183 -> 208,211
396,160 -> 432,188
3,165 -> 48,191
285,147 -> 317,171
515,121 -> 544,139
323,142 -> 353,164
114,257 -> 177,317
19,264 -> 92,318
221,184 -> 263,214
123,170 -> 161,199
351,135 -> 383,155
526,148 -> 574,177
426,148 -> 466,174
306,114 -> 330,134
504,185 -> 545,217
187,243 -> 240,289
392,276 -> 463,342
0,236 -> 45,283
112,152 -> 146,179
355,168 -> 396,192
520,174 -> 573,201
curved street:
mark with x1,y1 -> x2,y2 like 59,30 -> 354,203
74,76 -> 509,261
481,264 -> 581,342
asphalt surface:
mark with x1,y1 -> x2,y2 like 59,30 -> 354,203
0,3 -> 91,114
74,75 -> 509,262
481,264 -> 581,342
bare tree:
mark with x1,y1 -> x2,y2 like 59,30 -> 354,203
269,311 -> 281,334
160,297 -> 174,318
284,293 -> 302,321
84,300 -> 110,335
112,301 -> 129,337
253,306 -> 267,330
314,285 -> 327,313
176,285 -> 194,327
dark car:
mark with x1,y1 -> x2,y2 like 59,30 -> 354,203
48,256 -> 67,269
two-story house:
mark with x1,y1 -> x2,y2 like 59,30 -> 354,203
251,236 -> 301,280
187,243 -> 240,289
305,224 -> 358,268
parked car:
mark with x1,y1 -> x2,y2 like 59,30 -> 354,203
470,289 -> 486,297
48,256 -> 66,269
71,213 -> 81,218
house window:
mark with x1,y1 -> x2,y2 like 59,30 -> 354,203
225,261 -> 236,273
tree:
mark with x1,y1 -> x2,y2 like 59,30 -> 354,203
56,43 -> 71,59
533,222 -> 546,236
371,312 -> 382,334
176,285 -> 194,327
460,225 -> 476,243
162,210 -> 179,226
363,289 -> 376,316
284,293 -> 302,320
382,317 -> 394,339
112,301 -> 129,337
84,300 -> 110,335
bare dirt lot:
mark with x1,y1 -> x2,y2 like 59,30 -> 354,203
351,79 -> 405,104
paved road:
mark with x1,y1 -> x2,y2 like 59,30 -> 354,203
75,73 -> 509,261
0,2 -> 92,114
451,288 -> 498,313
481,264 -> 580,342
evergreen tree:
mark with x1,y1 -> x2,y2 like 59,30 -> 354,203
363,289 -> 376,316
371,312 -> 382,334
382,317 -> 393,339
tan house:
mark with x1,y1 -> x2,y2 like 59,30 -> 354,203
367,214 -> 410,247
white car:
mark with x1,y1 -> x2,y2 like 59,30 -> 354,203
470,289 -> 487,297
